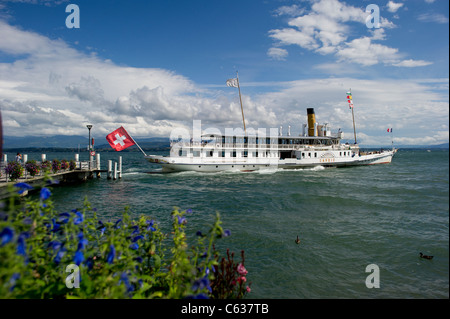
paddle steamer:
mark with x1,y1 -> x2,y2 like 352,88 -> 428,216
145,107 -> 397,172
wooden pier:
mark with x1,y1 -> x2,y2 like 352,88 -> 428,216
0,153 -> 123,198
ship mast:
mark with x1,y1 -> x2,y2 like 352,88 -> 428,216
236,71 -> 246,135
227,71 -> 247,135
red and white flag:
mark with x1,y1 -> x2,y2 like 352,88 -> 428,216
106,126 -> 135,151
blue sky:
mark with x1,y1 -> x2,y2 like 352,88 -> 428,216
0,0 -> 448,146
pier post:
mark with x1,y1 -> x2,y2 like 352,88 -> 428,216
75,154 -> 79,169
41,154 -> 46,162
3,154 -> 6,163
23,154 -> 28,179
96,153 -> 101,178
96,153 -> 101,170
107,160 -> 112,180
118,156 -> 122,179
114,162 -> 118,180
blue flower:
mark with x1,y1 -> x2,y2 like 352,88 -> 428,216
132,235 -> 144,243
131,225 -> 140,235
46,179 -> 59,185
114,219 -> 122,229
85,257 -> 94,270
186,294 -> 209,299
223,229 -> 231,237
74,250 -> 84,266
14,183 -> 33,195
48,241 -> 62,251
97,221 -> 106,236
9,273 -> 20,292
129,243 -> 139,250
185,208 -> 193,214
146,220 -> 156,232
40,187 -> 51,200
106,244 -> 115,264
192,276 -> 212,292
177,216 -> 187,225
17,232 -> 29,256
78,238 -> 88,251
119,272 -> 134,293
73,211 -> 84,225
54,247 -> 66,264
0,227 -> 14,246
51,219 -> 61,232
58,212 -> 70,224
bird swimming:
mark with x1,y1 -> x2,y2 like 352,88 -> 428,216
419,252 -> 433,260
295,235 -> 300,245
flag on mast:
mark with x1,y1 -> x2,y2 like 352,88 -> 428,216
226,78 -> 239,88
105,126 -> 147,156
346,90 -> 353,109
106,126 -> 135,151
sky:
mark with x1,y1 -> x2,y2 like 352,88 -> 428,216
0,0 -> 448,146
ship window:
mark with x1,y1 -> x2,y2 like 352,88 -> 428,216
253,152 -> 258,157
314,153 -> 317,157
221,151 -> 225,157
193,151 -> 200,157
243,151 -> 248,157
340,152 -> 342,156
308,152 -> 311,157
232,151 -> 236,157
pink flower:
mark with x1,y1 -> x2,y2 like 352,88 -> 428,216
237,263 -> 248,276
246,286 -> 251,293
237,276 -> 247,284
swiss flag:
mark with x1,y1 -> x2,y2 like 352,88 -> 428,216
106,126 -> 135,151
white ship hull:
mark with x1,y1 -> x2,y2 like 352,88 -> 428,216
145,149 -> 396,173
144,108 -> 397,173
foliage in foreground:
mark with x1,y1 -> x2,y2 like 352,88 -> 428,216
0,181 -> 251,299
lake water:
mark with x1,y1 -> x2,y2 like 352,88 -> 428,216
6,148 -> 449,298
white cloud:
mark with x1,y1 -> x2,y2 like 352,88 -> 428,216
417,13 -> 449,24
392,59 -> 433,67
268,0 -> 431,68
336,37 -> 400,66
267,47 -> 289,60
386,1 -> 404,13
273,4 -> 304,17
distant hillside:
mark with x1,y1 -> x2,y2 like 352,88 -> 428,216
3,135 -> 170,151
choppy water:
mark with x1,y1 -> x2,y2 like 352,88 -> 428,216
7,148 -> 449,298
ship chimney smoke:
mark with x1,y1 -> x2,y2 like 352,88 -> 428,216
307,108 -> 316,137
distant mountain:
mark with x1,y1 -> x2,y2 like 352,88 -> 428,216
2,135 -> 448,150
2,135 -> 170,151
3,135 -> 88,149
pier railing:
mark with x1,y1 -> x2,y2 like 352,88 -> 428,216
0,154 -> 98,183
